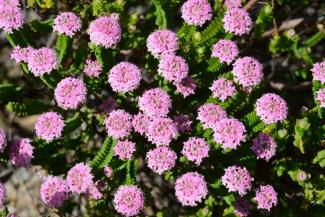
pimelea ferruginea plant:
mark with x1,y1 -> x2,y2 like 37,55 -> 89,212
0,0 -> 324,216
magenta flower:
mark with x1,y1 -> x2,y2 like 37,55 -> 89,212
108,62 -> 142,93
224,0 -> 242,10
232,57 -> 263,89
40,176 -> 69,208
146,117 -> 178,146
67,163 -> 93,194
113,185 -> 144,217
213,118 -> 246,149
0,129 -> 6,153
99,96 -> 116,113
138,88 -> 171,117
88,16 -> 121,48
103,166 -> 114,179
251,133 -> 277,161
114,140 -> 136,160
147,29 -> 179,58
182,137 -> 209,165
297,171 -> 307,181
221,165 -> 253,196
316,88 -> 325,108
11,46 -> 35,63
146,146 -> 177,175
53,12 -> 81,37
311,60 -> 325,83
223,8 -> 252,36
181,0 -> 213,26
210,78 -> 236,101
27,48 -> 57,76
0,182 -> 5,207
54,77 -> 87,110
175,77 -> 197,98
83,59 -> 102,77
173,114 -> 192,133
9,138 -> 34,167
86,181 -> 104,200
212,39 -> 239,64
197,103 -> 227,129
35,112 -> 65,142
255,93 -> 288,124
132,113 -> 151,136
175,172 -> 208,206
158,54 -> 189,82
254,185 -> 278,211
0,5 -> 24,33
0,0 -> 20,7
234,198 -> 253,217
104,109 -> 133,139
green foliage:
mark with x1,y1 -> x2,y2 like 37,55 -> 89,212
55,35 -> 72,66
0,84 -> 24,102
6,101 -> 48,117
91,137 -> 115,170
152,0 -> 167,28
312,149 -> 325,168
254,4 -> 273,38
293,117 -> 311,153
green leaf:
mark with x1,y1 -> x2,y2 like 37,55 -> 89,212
55,35 -> 72,66
6,101 -> 48,117
199,16 -> 224,45
91,137 -> 115,169
64,112 -> 82,134
293,117 -> 311,153
254,4 -> 273,38
0,84 -> 24,102
152,0 -> 167,28
312,149 -> 325,168
29,19 -> 53,33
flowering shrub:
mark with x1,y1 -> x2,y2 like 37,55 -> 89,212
0,0 -> 324,216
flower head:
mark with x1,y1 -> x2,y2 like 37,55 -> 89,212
223,8 -> 252,36
83,59 -> 102,77
232,57 -> 263,89
114,140 -> 136,160
255,93 -> 288,124
251,133 -> 277,161
9,138 -> 34,167
0,182 -> 5,207
104,109 -> 133,139
181,0 -> 213,26
213,118 -> 246,149
146,117 -> 178,146
182,137 -> 209,165
138,88 -> 171,117
88,16 -> 121,48
54,77 -> 87,110
297,171 -> 307,181
35,112 -> 65,142
86,181 -> 104,200
132,113 -> 151,136
175,77 -> 197,98
197,103 -> 227,129
175,172 -> 208,206
316,88 -> 325,108
103,166 -> 114,179
108,62 -> 142,93
210,78 -> 236,101
221,165 -> 253,196
0,0 -> 20,7
158,54 -> 189,82
254,185 -> 278,211
0,129 -> 6,153
224,0 -> 242,10
40,176 -> 69,208
212,39 -> 239,64
146,146 -> 177,175
173,115 -> 192,133
53,12 -> 81,37
67,163 -> 93,194
27,48 -> 57,76
113,185 -> 144,217
0,5 -> 24,33
147,29 -> 179,58
11,46 -> 35,63
234,198 -> 253,217
311,60 -> 325,83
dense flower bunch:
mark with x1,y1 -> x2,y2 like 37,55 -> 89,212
0,0 -> 323,216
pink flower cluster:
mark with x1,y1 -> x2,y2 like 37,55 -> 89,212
158,54 -> 189,82
132,113 -> 151,136
53,12 -> 81,37
197,103 -> 227,129
212,39 -> 239,64
224,0 -> 242,10
0,1 -> 24,33
173,115 -> 192,133
105,109 -> 133,139
9,138 -> 34,167
175,77 -> 197,98
27,48 -> 58,76
311,60 -> 325,83
146,117 -> 178,146
0,182 -> 5,207
83,59 -> 102,77
114,140 -> 136,160
138,88 -> 171,117
35,112 -> 65,142
147,30 -> 179,58
254,185 -> 278,211
67,163 -> 93,194
181,0 -> 213,26
221,165 -> 253,196
54,77 -> 87,110
234,198 -> 253,217
175,172 -> 208,206
146,146 -> 177,174
223,8 -> 252,36
11,46 -> 34,63
210,78 -> 236,101
251,133 -> 277,161
0,129 -> 6,153
40,176 -> 69,208
182,137 -> 209,165
88,16 -> 121,48
316,88 -> 325,108
108,62 -> 142,93
255,93 -> 288,124
113,185 -> 144,216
